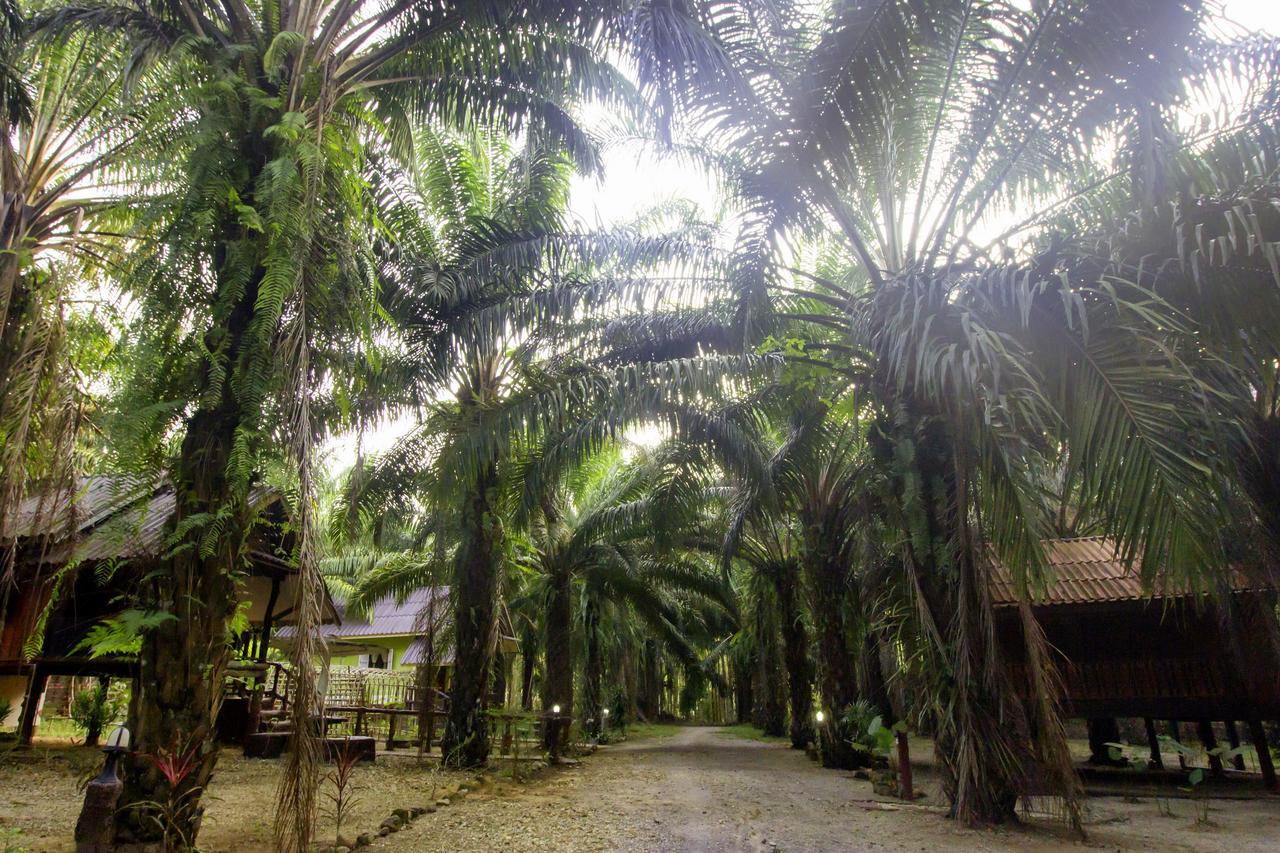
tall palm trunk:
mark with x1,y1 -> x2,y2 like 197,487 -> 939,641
638,639 -> 660,720
888,410 -> 1029,824
541,560 -> 572,751
753,611 -> 786,737
804,549 -> 863,768
441,459 -> 502,767
519,629 -> 538,711
583,594 -> 603,738
773,568 -> 813,749
116,225 -> 263,845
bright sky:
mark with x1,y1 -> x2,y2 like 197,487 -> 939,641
323,0 -> 1278,474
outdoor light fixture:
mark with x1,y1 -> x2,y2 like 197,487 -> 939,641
105,727 -> 131,752
552,704 -> 562,715
815,711 -> 825,723
602,708 -> 609,717
94,726 -> 131,786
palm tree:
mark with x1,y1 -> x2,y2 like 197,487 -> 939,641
0,25 -> 162,589
664,0 -> 1280,825
346,123 -> 757,771
39,1 -> 754,845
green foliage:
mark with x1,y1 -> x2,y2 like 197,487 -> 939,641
73,609 -> 177,658
69,684 -> 127,737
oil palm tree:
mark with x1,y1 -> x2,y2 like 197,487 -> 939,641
344,124 -> 757,770
0,24 -> 165,590
38,1 -> 754,845
662,0 -> 1280,825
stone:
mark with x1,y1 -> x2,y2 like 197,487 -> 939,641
378,827 -> 391,837
355,833 -> 374,847
336,847 -> 351,853
410,806 -> 427,817
435,798 -> 450,807
380,815 -> 404,832
853,769 -> 870,780
392,807 -> 412,822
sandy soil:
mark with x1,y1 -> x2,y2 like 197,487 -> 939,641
0,740 -> 463,851
375,726 -> 1280,853
2,728 -> 1279,851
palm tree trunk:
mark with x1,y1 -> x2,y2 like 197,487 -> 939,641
441,460 -> 502,767
638,639 -> 660,721
774,570 -> 813,749
805,551 -> 863,768
754,617 -> 786,738
519,630 -> 538,711
541,561 -> 572,752
891,412 -> 1028,824
583,594 -> 603,739
115,216 -> 264,846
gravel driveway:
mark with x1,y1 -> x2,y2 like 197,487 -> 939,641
374,726 -> 1280,853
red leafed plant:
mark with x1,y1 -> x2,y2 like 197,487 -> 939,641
132,733 -> 205,849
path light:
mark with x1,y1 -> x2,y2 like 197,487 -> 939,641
552,704 -> 562,715
815,710 -> 825,724
75,726 -> 131,847
602,708 -> 609,717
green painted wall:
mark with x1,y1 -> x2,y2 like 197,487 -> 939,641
327,635 -> 415,671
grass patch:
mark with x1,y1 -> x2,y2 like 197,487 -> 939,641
716,724 -> 788,743
620,722 -> 682,741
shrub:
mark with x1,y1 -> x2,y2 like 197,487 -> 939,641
70,684 -> 126,744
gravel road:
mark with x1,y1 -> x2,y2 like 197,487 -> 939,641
374,726 -> 1280,853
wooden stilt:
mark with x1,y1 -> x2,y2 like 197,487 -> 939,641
1198,720 -> 1224,776
1143,718 -> 1164,769
1167,720 -> 1187,769
1247,719 -> 1277,790
17,665 -> 47,745
1224,720 -> 1247,771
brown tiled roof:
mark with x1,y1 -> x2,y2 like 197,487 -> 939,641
989,537 -> 1270,607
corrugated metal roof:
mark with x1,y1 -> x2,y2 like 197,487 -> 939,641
277,587 -> 450,641
7,476 -> 279,565
989,537 -> 1268,607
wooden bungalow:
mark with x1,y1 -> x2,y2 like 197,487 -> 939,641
992,536 -> 1280,788
0,476 -> 338,742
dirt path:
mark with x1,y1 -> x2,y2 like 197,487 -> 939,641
375,726 -> 1280,852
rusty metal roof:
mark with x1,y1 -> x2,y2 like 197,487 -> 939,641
989,537 -> 1269,607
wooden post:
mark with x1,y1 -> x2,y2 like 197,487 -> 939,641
1197,720 -> 1224,776
1224,720 -> 1247,771
896,731 -> 913,800
386,712 -> 398,751
18,664 -> 47,745
425,709 -> 436,753
1167,720 -> 1187,769
1143,718 -> 1164,770
355,707 -> 365,737
1247,719 -> 1277,790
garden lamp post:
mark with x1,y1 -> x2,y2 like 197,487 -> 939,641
74,726 -> 130,852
